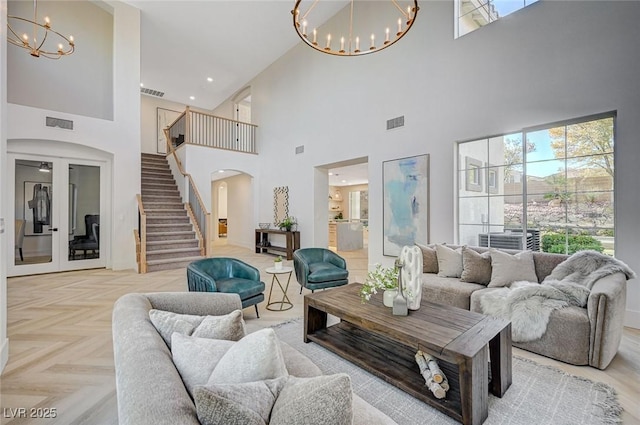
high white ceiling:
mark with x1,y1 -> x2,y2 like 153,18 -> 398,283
329,162 -> 369,186
127,0 -> 346,110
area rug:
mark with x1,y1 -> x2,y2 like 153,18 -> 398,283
273,319 -> 622,425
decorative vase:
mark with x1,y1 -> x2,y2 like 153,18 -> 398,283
383,289 -> 398,307
274,262 -> 282,270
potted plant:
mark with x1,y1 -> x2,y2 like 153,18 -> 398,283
274,255 -> 283,270
279,216 -> 297,232
360,264 -> 399,306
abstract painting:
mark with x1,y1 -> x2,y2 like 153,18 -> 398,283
383,154 -> 430,256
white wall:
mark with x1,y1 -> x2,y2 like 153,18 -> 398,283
224,174 -> 254,250
140,95 -> 188,154
1,0 -> 8,373
7,1 -> 114,120
239,1 -> 640,328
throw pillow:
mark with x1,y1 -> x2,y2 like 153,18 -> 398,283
149,309 -> 245,348
488,249 -> 538,288
415,243 -> 438,273
460,247 -> 492,285
192,310 -> 246,341
208,328 -> 288,385
436,244 -> 463,278
270,374 -> 353,425
171,333 -> 235,397
194,377 -> 288,425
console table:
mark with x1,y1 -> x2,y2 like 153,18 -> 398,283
254,229 -> 300,260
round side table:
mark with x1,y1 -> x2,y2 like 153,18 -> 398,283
265,266 -> 294,311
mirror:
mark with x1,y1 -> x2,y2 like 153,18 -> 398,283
274,186 -> 289,226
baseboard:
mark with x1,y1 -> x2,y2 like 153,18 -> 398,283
624,309 -> 640,330
1,338 -> 8,373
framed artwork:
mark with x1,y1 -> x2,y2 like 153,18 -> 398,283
157,108 -> 181,154
383,154 -> 430,256
24,181 -> 53,236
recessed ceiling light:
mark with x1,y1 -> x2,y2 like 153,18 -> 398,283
218,170 -> 225,173
328,172 -> 333,176
140,83 -> 144,87
341,179 -> 347,183
189,96 -> 195,100
207,77 -> 213,82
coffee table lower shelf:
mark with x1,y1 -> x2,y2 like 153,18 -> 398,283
307,321 -> 464,423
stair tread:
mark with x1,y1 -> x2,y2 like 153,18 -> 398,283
146,256 -> 203,266
147,247 -> 202,255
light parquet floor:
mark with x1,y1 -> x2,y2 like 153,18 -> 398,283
1,243 -> 638,424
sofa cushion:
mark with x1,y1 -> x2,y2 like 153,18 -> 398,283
308,262 -> 349,283
270,374 -> 353,425
171,333 -> 235,397
488,249 -> 537,288
436,244 -> 463,278
421,274 -> 486,310
150,309 -> 245,348
194,377 -> 288,425
416,243 -> 438,273
470,289 -> 590,364
208,328 -> 288,384
460,247 -> 492,285
216,278 -> 265,300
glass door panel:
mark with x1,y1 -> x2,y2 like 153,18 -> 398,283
68,164 -> 101,261
14,159 -> 54,267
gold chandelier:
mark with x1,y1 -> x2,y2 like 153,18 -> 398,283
292,0 -> 418,56
7,0 -> 75,59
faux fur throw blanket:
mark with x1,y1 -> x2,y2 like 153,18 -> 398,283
479,250 -> 636,342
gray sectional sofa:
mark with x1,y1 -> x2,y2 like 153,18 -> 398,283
418,245 -> 629,369
112,292 -> 396,425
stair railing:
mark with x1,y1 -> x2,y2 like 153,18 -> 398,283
135,194 -> 147,273
166,106 -> 257,154
164,127 -> 211,256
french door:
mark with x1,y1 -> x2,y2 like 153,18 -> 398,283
8,154 -> 108,276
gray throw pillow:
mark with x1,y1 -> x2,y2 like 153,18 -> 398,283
460,247 -> 492,285
149,309 -> 245,348
436,244 -> 463,278
270,374 -> 353,425
208,328 -> 288,385
194,377 -> 288,425
416,243 -> 438,274
488,249 -> 538,288
171,333 -> 235,397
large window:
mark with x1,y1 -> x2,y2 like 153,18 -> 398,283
455,0 -> 539,38
457,113 -> 615,255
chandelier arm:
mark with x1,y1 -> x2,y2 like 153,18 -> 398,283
6,22 -> 24,44
390,0 -> 410,19
348,0 -> 354,52
36,28 -> 49,52
300,0 -> 320,22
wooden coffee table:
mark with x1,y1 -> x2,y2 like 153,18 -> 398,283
304,284 -> 512,425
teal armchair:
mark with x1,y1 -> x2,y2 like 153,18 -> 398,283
187,257 -> 265,318
293,248 -> 349,294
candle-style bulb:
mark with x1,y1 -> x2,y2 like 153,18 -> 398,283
370,33 -> 375,50
407,5 -> 412,20
69,35 -> 75,45
385,27 -> 390,43
44,16 -> 50,27
302,20 -> 307,36
397,18 -> 402,35
355,36 -> 360,52
312,28 -> 317,44
325,33 -> 331,50
58,43 -> 63,52
340,36 -> 345,52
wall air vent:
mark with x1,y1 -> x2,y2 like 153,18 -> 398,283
46,116 -> 73,130
295,145 -> 304,154
386,116 -> 405,130
140,87 -> 165,98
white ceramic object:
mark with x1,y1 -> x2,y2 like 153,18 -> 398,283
400,245 -> 423,310
383,289 -> 398,307
274,261 -> 282,270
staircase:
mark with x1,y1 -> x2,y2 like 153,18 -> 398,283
140,153 -> 204,272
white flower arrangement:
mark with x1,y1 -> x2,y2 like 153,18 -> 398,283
359,264 -> 399,303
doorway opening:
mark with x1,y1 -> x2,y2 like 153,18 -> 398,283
322,158 -> 369,283
211,170 -> 254,252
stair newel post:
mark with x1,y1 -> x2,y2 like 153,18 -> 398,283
205,211 -> 212,257
185,106 -> 191,145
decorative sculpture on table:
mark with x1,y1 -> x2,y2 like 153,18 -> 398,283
392,258 -> 408,316
399,245 -> 423,310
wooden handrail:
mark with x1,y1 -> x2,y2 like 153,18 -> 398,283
136,194 -> 147,273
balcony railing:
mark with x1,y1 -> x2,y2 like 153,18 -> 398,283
166,106 -> 257,154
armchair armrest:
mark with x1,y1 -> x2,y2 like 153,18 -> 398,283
587,272 -> 627,369
324,250 -> 347,269
293,251 -> 310,286
231,260 -> 260,281
186,266 -> 218,292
